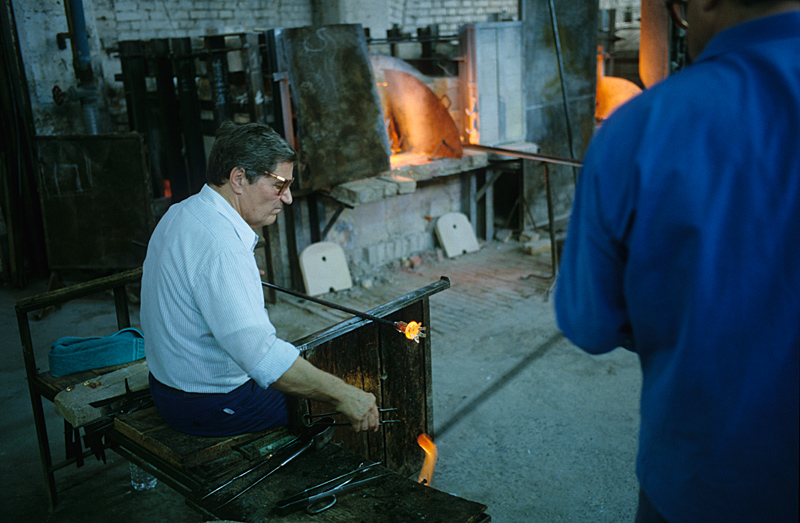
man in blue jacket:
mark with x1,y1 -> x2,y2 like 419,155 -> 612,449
555,1 -> 799,521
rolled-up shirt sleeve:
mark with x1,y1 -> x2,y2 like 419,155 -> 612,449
194,249 -> 299,386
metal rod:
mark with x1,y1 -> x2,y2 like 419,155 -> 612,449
261,282 -> 397,328
462,143 -> 583,168
544,163 -> 559,278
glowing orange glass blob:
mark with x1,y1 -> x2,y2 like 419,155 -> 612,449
395,321 -> 426,343
417,433 -> 438,486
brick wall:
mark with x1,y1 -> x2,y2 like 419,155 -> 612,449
92,0 -> 312,44
388,0 -> 518,34
92,0 -> 314,132
15,0 -> 520,134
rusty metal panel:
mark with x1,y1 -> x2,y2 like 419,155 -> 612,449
275,24 -> 391,190
34,133 -> 155,271
301,323 -> 386,464
293,278 -> 448,477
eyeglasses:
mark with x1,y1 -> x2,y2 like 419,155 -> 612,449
665,0 -> 688,30
265,171 -> 294,195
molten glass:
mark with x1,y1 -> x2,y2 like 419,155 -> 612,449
395,321 -> 426,343
417,433 -> 438,486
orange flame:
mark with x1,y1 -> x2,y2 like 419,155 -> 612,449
417,433 -> 438,486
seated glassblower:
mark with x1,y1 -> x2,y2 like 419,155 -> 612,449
140,121 -> 381,437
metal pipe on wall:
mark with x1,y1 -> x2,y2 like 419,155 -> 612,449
63,0 -> 101,134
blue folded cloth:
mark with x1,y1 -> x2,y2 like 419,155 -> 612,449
48,327 -> 145,377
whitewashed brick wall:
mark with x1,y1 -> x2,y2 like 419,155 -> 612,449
89,0 -> 518,52
15,0 -> 520,135
599,0 -> 640,29
92,0 -> 313,44
388,0 -> 517,34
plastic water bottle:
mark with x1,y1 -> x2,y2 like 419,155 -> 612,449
129,462 -> 158,491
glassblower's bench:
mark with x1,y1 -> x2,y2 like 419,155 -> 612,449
17,268 -> 490,522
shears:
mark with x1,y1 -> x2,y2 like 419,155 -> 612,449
274,461 -> 391,516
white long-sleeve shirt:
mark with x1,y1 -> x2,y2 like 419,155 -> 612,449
141,184 -> 299,393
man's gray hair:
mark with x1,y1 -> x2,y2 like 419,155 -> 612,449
206,121 -> 297,186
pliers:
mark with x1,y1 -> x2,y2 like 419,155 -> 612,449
302,407 -> 400,426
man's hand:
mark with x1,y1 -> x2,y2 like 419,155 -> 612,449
272,356 -> 380,432
335,386 -> 379,432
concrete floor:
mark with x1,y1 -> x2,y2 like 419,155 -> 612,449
2,239 -> 642,522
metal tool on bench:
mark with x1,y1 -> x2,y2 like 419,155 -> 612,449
275,461 -> 392,516
302,407 -> 400,426
201,432 -> 298,500
213,419 -> 335,508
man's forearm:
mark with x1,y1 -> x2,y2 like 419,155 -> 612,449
271,356 -> 380,432
271,356 -> 351,405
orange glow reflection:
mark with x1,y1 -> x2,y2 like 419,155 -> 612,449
596,46 -> 642,125
417,433 -> 438,486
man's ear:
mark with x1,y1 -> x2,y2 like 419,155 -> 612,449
229,167 -> 246,195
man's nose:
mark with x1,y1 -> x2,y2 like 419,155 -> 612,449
280,188 -> 293,204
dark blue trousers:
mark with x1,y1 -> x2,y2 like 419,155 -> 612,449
149,374 -> 289,437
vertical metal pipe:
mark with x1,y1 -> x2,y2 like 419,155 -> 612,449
64,0 -> 101,134
205,35 -> 233,127
118,40 -> 149,133
152,38 -> 189,202
543,163 -> 558,275
548,0 -> 578,184
172,37 -> 207,196
263,30 -> 280,126
65,0 -> 91,80
285,200 -> 303,291
308,194 -> 321,244
243,32 -> 265,124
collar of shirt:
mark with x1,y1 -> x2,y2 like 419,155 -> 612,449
198,184 -> 259,253
695,10 -> 800,65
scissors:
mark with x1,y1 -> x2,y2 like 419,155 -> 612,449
274,461 -> 391,516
